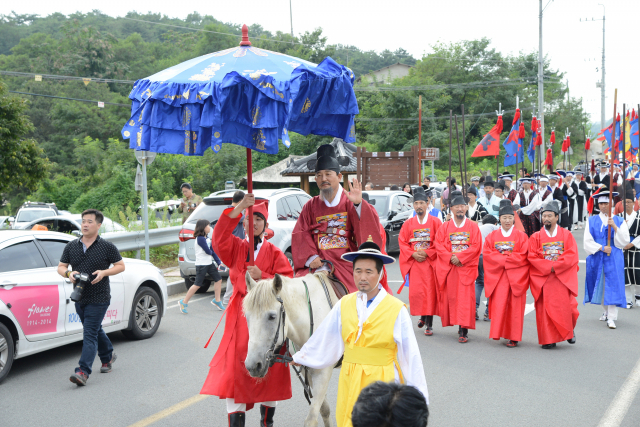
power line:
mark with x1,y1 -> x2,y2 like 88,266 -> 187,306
355,106 -> 533,123
0,70 -> 135,84
9,91 -> 130,107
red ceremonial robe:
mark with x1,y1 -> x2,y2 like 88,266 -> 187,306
483,228 -> 530,342
201,209 -> 293,408
398,214 -> 442,316
379,223 -> 391,293
292,190 -> 383,293
528,226 -> 580,345
434,218 -> 482,329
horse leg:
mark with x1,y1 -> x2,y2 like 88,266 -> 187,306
303,367 -> 334,427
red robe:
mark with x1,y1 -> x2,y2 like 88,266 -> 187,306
398,214 -> 442,316
379,223 -> 391,293
483,228 -> 530,342
434,218 -> 482,329
292,191 -> 383,293
201,209 -> 293,408
528,226 -> 580,345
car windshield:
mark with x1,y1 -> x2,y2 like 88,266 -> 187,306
186,203 -> 229,225
16,209 -> 54,222
366,195 -> 389,217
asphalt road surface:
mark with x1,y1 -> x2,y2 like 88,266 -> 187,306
1,228 -> 640,427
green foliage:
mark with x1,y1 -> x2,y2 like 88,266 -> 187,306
70,167 -> 137,212
0,80 -> 48,193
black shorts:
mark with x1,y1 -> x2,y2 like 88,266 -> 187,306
194,264 -> 221,287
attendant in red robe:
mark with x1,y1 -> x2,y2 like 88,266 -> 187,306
528,200 -> 579,349
292,144 -> 383,293
483,200 -> 530,347
435,193 -> 482,343
398,187 -> 442,336
202,194 -> 293,426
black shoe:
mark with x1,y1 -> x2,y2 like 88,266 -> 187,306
475,309 -> 479,320
228,412 -> 245,427
100,352 -> 117,373
417,316 -> 427,329
260,405 -> 275,427
483,312 -> 490,321
70,371 -> 88,386
541,343 -> 557,349
567,332 -> 576,344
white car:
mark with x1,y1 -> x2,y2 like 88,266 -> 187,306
0,230 -> 168,383
15,214 -> 126,234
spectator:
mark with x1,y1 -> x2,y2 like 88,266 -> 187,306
421,176 -> 431,190
179,219 -> 224,313
390,185 -> 400,191
402,182 -> 413,195
442,177 -> 462,209
365,182 -> 374,191
178,183 -> 203,223
477,214 -> 499,321
352,382 -> 429,427
58,209 -> 125,386
220,190 -> 246,306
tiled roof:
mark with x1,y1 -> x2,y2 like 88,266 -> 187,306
281,138 -> 357,175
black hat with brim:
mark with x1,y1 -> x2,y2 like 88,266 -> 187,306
467,187 -> 477,196
341,239 -> 395,265
308,144 -> 350,173
413,187 -> 428,202
499,199 -> 515,217
541,200 -> 561,215
451,195 -> 466,206
484,181 -> 495,188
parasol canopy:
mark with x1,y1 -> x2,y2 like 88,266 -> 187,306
121,25 -> 358,155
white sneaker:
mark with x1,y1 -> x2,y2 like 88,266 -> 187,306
599,313 -> 608,321
636,301 -> 640,307
607,319 -> 616,329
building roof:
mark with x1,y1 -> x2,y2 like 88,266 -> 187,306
356,62 -> 412,83
281,138 -> 357,176
245,155 -> 304,183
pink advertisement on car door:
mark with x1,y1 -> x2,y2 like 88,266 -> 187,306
0,285 -> 60,335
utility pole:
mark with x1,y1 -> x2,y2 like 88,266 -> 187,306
581,5 -> 606,129
289,0 -> 294,40
538,0 -> 545,153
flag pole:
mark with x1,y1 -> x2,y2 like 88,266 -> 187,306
246,148 -> 255,265
496,103 -> 504,179
449,110 -> 453,207
461,104 -> 468,188
418,95 -> 423,183
515,96 -> 519,183
607,89 -> 618,256
622,103 -> 627,220
455,115 -> 465,198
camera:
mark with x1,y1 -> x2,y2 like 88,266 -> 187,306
70,273 -> 91,302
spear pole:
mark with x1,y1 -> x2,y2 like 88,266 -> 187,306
455,115 -> 464,198
418,95 -> 423,183
607,89 -> 617,256
622,104 -> 627,220
449,110 -> 453,207
461,105 -> 468,189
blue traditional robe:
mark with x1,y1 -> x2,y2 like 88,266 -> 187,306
584,214 -> 628,308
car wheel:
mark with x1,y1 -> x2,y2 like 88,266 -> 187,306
184,279 -> 210,294
122,287 -> 162,340
0,322 -> 15,383
285,251 -> 294,270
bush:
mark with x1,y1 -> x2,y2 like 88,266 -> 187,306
71,167 -> 138,212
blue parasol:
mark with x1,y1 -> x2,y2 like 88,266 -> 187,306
121,25 -> 359,263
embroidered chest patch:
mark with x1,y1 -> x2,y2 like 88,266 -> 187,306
410,228 -> 431,250
316,212 -> 348,250
542,241 -> 564,261
449,231 -> 470,253
494,241 -> 515,254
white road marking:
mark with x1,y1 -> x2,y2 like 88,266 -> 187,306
524,303 -> 535,315
597,355 -> 640,427
128,394 -> 209,427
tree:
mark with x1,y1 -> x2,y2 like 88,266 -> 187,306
0,81 -> 48,194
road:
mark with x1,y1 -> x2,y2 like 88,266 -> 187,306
1,228 -> 640,427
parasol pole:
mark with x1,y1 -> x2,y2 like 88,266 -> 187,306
455,115 -> 464,198
246,148 -> 255,266
607,89 -> 617,256
418,95 -> 423,183
461,104 -> 468,189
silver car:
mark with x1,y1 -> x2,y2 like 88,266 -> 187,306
362,190 -> 413,253
178,188 -> 311,292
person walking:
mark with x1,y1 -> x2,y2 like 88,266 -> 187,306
477,215 -> 499,321
179,219 -> 224,313
620,191 -> 640,308
57,209 -> 125,386
178,183 -> 203,223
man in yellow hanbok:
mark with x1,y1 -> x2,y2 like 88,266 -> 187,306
292,238 -> 429,427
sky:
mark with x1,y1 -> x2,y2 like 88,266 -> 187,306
3,0 -> 639,129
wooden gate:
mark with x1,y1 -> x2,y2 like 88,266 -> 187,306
356,146 -> 420,189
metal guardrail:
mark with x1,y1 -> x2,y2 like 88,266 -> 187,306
101,226 -> 181,252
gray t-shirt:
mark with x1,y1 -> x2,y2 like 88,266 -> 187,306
478,224 -> 500,253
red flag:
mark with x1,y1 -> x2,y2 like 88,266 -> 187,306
543,148 -> 553,170
585,138 -> 591,151
471,116 -> 503,157
588,187 -> 603,214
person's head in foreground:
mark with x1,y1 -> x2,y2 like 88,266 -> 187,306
351,381 -> 429,427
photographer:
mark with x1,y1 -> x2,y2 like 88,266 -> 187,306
178,183 -> 203,223
57,209 -> 125,386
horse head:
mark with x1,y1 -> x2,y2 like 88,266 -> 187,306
243,271 -> 289,378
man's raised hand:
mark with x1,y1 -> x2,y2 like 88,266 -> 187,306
240,193 -> 256,209
347,177 -> 363,205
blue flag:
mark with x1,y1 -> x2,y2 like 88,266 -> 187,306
503,119 -> 524,167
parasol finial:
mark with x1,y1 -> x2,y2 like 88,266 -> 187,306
240,24 -> 251,46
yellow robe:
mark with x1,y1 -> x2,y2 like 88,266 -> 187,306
336,292 -> 406,427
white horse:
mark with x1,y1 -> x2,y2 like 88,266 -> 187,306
243,271 -> 340,427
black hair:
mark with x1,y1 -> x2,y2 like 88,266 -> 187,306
450,177 -> 456,185
479,176 -> 485,183
81,209 -> 104,224
402,183 -> 413,195
180,183 -> 192,190
390,185 -> 400,191
352,255 -> 384,274
351,382 -> 429,427
482,214 -> 498,225
193,219 -> 210,237
232,190 -> 245,204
